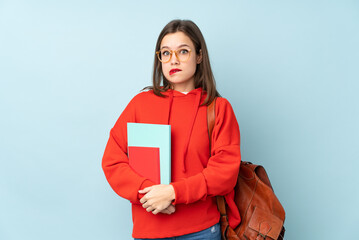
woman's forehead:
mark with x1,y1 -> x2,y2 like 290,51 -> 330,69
160,32 -> 194,49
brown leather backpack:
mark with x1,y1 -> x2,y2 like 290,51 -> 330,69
207,98 -> 286,240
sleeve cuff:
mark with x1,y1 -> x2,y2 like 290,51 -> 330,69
170,174 -> 207,205
170,182 -> 178,205
136,179 -> 155,203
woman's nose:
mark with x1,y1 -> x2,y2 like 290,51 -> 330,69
170,51 -> 180,64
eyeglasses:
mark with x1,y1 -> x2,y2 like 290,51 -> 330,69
155,48 -> 192,63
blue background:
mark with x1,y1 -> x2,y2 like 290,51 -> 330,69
1,0 -> 358,239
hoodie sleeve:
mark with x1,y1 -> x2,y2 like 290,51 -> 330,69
102,94 -> 155,204
171,97 -> 241,205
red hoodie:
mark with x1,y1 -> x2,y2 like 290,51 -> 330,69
102,87 -> 241,238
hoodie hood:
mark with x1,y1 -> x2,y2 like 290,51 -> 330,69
162,87 -> 205,172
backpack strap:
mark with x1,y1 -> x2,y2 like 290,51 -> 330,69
207,98 -> 228,219
207,97 -> 216,151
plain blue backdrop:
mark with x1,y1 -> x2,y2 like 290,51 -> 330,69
1,0 -> 358,239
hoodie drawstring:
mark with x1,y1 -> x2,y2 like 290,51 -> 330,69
167,88 -> 203,172
182,91 -> 202,172
167,90 -> 174,124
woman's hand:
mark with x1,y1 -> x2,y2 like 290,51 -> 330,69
160,204 -> 176,215
139,184 -> 175,215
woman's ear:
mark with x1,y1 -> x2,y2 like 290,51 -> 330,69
196,49 -> 203,64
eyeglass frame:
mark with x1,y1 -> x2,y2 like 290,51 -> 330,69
155,48 -> 192,63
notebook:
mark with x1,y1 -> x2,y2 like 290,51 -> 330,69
127,122 -> 171,185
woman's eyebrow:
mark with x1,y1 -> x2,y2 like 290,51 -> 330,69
161,44 -> 191,49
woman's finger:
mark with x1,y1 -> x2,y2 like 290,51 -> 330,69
142,201 -> 148,209
138,186 -> 152,194
161,209 -> 171,214
160,205 -> 175,214
152,209 -> 160,215
146,206 -> 155,213
139,196 -> 147,204
167,205 -> 176,213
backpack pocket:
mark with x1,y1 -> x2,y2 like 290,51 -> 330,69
244,206 -> 284,240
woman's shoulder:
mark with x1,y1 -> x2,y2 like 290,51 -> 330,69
215,96 -> 233,107
214,97 -> 237,117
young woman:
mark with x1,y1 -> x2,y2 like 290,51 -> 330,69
102,19 -> 241,239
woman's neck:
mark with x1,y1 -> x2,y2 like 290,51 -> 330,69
171,82 -> 195,93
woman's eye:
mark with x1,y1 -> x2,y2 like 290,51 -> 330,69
179,49 -> 189,54
162,51 -> 170,56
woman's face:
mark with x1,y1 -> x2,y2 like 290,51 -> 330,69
160,31 -> 202,92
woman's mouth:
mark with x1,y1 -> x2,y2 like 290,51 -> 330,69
169,69 -> 182,76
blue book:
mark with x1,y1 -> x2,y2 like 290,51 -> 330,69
127,122 -> 171,185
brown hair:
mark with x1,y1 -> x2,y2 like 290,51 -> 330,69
142,19 -> 220,106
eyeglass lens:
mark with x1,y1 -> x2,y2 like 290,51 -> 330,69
159,49 -> 190,62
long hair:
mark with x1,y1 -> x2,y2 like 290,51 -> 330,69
142,19 -> 220,106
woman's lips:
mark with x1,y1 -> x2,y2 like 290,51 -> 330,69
169,69 -> 182,76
